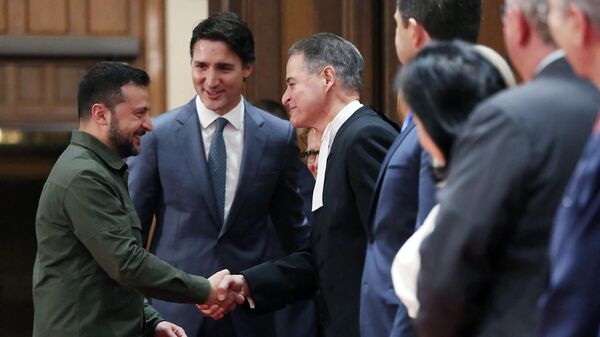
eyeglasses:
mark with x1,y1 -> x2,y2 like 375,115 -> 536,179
299,149 -> 319,164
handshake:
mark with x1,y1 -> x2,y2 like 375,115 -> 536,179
197,269 -> 250,320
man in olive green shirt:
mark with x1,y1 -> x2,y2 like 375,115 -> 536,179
33,62 -> 242,337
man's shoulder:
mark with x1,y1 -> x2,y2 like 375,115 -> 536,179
46,145 -> 109,191
340,106 -> 398,141
476,74 -> 599,127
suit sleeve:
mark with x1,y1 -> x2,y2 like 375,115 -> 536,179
416,105 -> 530,337
347,123 -> 398,232
416,149 -> 437,228
241,247 -> 317,313
127,130 -> 161,247
269,125 -> 310,252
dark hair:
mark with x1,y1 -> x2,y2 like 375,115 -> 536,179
189,11 -> 255,65
77,61 -> 150,120
399,40 -> 507,166
289,32 -> 364,92
254,99 -> 288,120
396,0 -> 482,42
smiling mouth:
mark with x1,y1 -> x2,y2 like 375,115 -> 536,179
204,89 -> 223,99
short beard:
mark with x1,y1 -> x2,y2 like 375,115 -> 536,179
108,115 -> 137,158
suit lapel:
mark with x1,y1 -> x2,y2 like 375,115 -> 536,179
219,102 -> 267,238
367,121 -> 416,227
176,100 -> 221,228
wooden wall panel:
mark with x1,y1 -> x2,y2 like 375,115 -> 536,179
7,0 -> 26,34
144,0 -> 166,115
88,0 -> 129,35
68,0 -> 87,35
479,0 -> 506,57
17,65 -> 44,104
56,65 -> 87,104
0,0 -> 166,127
0,67 -> 5,103
0,0 -> 7,33
240,0 -> 282,103
26,0 -> 68,34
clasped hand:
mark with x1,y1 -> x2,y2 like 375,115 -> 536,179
196,270 -> 249,320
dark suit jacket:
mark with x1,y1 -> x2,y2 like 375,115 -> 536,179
540,130 -> 600,337
416,57 -> 600,337
242,105 -> 398,337
360,121 -> 437,337
128,98 -> 310,337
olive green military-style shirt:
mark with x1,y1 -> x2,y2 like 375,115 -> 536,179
33,130 -> 211,337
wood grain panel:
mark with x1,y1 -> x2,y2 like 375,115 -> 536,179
281,0 -> 316,52
145,0 -> 166,116
26,0 -> 68,34
242,0 -> 282,103
0,66 -> 5,103
68,0 -> 87,34
7,0 -> 26,34
479,0 -> 506,57
17,65 -> 44,104
0,0 -> 7,33
88,0 -> 128,35
56,65 -> 86,105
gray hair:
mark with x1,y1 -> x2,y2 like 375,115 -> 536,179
508,0 -> 554,44
556,0 -> 600,31
288,32 -> 364,92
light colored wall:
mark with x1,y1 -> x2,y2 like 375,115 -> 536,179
165,0 -> 208,110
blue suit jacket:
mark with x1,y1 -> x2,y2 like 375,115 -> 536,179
360,121 -> 437,337
540,130 -> 600,337
128,98 -> 311,337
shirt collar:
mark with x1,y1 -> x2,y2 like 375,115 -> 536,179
323,100 -> 363,147
70,130 -> 127,172
196,95 -> 245,130
535,49 -> 565,76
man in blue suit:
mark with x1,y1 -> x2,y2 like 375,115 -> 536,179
359,1 -> 481,336
128,12 -> 312,337
540,1 -> 600,336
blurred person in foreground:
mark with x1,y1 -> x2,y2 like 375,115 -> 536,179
391,40 -> 515,319
415,0 -> 600,335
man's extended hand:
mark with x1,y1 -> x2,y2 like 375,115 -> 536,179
154,321 -> 187,337
197,273 -> 250,319
196,269 -> 245,320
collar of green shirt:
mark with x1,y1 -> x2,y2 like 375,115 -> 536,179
70,130 -> 128,175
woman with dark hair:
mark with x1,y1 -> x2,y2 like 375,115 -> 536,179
391,40 -> 515,318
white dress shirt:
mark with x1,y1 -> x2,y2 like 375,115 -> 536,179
196,95 -> 245,222
312,100 -> 363,211
391,204 -> 440,318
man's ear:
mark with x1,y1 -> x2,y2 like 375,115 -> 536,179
569,3 -> 592,47
322,66 -> 336,90
91,103 -> 110,126
514,8 -> 531,46
242,63 -> 254,81
410,18 -> 431,50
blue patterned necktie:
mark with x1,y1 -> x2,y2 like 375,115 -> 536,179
208,117 -> 228,224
